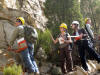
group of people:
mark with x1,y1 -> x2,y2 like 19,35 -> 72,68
51,18 -> 100,75
8,17 -> 100,75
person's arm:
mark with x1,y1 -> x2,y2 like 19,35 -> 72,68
51,35 -> 58,44
86,24 -> 94,39
81,28 -> 88,38
9,28 -> 19,46
75,29 -> 88,41
32,28 -> 38,39
74,33 -> 83,42
65,34 -> 72,44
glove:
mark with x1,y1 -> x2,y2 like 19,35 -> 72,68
8,46 -> 12,51
75,36 -> 81,41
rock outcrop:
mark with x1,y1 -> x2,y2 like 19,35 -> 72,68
0,0 -> 47,48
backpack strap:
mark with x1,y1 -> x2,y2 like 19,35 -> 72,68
85,25 -> 94,42
66,32 -> 69,40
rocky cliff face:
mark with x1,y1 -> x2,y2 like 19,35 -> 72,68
0,0 -> 47,48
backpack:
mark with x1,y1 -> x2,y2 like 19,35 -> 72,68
24,25 -> 38,43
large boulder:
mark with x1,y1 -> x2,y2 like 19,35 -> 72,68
40,62 -> 52,75
36,47 -> 47,60
0,20 -> 15,48
51,65 -> 62,75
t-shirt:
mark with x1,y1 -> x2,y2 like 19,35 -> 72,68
76,31 -> 79,36
57,33 -> 70,48
73,28 -> 87,40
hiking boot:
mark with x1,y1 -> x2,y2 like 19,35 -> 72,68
85,71 -> 89,75
34,72 -> 40,75
29,73 -> 34,75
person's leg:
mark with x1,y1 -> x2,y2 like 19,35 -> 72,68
60,48 -> 66,74
78,45 -> 88,71
27,43 -> 34,60
20,48 -> 36,73
85,40 -> 100,63
27,43 -> 39,74
65,49 -> 73,72
15,53 -> 26,72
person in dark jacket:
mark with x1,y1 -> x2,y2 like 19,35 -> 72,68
71,21 -> 100,72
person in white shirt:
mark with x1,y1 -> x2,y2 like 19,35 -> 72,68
85,18 -> 94,40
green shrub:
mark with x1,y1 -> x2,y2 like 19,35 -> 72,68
3,64 -> 22,75
35,29 -> 52,55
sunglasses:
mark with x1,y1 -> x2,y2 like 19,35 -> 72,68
72,24 -> 78,25
16,19 -> 21,23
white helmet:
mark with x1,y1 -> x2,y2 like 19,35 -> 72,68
72,21 -> 79,25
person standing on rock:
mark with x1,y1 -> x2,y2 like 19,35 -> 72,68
71,21 -> 100,72
8,17 -> 39,75
85,18 -> 95,48
51,23 -> 73,74
85,18 -> 94,41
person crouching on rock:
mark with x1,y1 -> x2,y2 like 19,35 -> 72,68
51,23 -> 73,74
8,17 -> 39,75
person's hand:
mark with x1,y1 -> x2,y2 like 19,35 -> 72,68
15,50 -> 18,53
8,46 -> 11,51
74,39 -> 77,42
79,34 -> 83,39
61,39 -> 65,43
15,50 -> 20,53
74,35 -> 82,42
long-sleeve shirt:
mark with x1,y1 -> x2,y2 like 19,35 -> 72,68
10,25 -> 24,46
85,24 -> 94,39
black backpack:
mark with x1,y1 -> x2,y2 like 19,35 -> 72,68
24,25 -> 38,43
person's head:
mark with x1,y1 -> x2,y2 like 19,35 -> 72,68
59,23 -> 67,33
15,17 -> 25,26
85,18 -> 91,24
71,21 -> 79,30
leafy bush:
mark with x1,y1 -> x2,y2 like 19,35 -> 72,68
3,64 -> 22,75
35,29 -> 52,55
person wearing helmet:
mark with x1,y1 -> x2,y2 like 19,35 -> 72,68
9,17 -> 25,46
8,17 -> 39,75
71,21 -> 100,72
51,23 -> 73,74
85,18 -> 94,41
